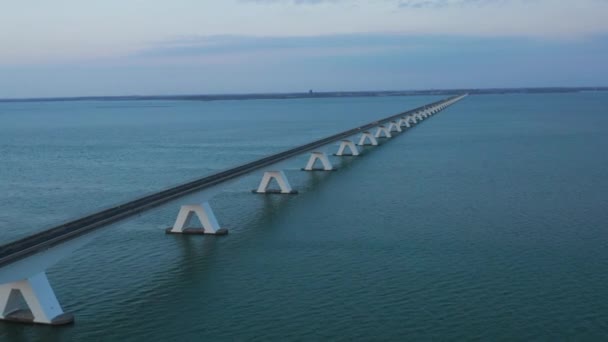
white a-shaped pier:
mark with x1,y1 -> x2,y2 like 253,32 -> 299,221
335,140 -> 359,156
302,152 -> 334,171
398,117 -> 411,128
253,171 -> 298,194
166,202 -> 228,235
358,131 -> 378,146
0,272 -> 73,325
374,125 -> 392,139
388,121 -> 402,133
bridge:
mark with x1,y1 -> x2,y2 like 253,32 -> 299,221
0,94 -> 467,325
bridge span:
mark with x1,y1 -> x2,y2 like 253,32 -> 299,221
0,94 -> 467,325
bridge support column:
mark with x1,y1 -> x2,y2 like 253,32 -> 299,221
166,202 -> 228,235
0,272 -> 73,325
253,171 -> 298,194
357,132 -> 378,146
388,121 -> 402,133
335,140 -> 359,156
374,125 -> 392,139
302,152 -> 334,171
398,117 -> 411,128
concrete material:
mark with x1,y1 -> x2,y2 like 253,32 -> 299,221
302,152 -> 334,171
357,132 -> 378,146
398,117 -> 411,128
165,203 -> 228,235
0,272 -> 73,325
253,171 -> 298,194
374,125 -> 392,139
388,121 -> 402,133
335,140 -> 359,156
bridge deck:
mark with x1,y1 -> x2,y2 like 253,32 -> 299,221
0,95 -> 463,268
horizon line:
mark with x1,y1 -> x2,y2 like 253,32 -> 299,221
1,86 -> 607,103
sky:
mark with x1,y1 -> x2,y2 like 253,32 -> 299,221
1,0 -> 607,98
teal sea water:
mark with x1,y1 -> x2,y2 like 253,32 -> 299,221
0,93 -> 607,340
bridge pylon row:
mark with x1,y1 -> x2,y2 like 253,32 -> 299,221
0,94 -> 468,326
165,94 -> 467,238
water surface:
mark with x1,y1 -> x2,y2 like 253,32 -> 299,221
1,93 -> 607,340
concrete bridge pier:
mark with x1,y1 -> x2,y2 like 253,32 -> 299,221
374,125 -> 392,139
302,152 -> 334,171
0,272 -> 73,325
165,202 -> 228,235
335,140 -> 359,156
398,117 -> 411,128
387,121 -> 402,133
357,131 -> 378,146
253,171 -> 298,194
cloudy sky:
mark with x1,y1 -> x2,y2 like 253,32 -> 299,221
1,0 -> 607,98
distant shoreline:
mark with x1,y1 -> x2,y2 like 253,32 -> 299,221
1,87 -> 606,103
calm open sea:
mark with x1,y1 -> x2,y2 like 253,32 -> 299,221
1,93 -> 607,340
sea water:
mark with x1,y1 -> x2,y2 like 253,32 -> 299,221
0,93 -> 607,340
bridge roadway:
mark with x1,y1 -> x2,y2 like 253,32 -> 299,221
0,95 -> 462,268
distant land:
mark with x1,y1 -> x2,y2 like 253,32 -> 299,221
1,87 -> 607,103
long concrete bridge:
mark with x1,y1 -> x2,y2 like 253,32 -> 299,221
0,94 -> 467,326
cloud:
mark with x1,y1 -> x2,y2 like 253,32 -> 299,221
2,0 -> 608,66
240,0 -> 342,4
135,32 -> 608,66
3,32 -> 607,98
397,0 -> 508,8
141,34 -> 402,56
243,0 -> 516,9
134,34 -> 415,66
